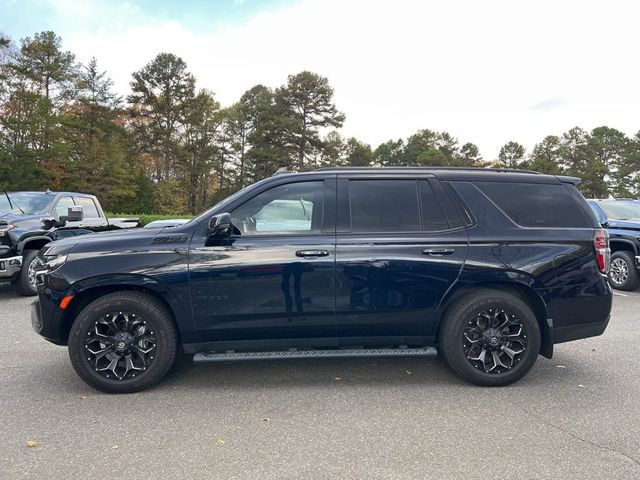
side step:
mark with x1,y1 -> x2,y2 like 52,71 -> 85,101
193,346 -> 438,363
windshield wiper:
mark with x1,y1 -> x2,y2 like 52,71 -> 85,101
3,191 -> 24,214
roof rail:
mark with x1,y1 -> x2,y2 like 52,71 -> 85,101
312,166 -> 542,174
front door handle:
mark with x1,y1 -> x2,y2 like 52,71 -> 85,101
296,249 -> 330,258
422,248 -> 455,256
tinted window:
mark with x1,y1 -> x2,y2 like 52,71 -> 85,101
76,197 -> 100,219
419,180 -> 452,231
55,197 -> 75,219
598,201 -> 640,220
231,181 -> 324,235
475,182 -> 590,228
350,180 -> 420,233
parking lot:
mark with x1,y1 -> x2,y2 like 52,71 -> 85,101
1,284 -> 638,479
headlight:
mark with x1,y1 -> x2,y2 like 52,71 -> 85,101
37,243 -> 76,274
0,224 -> 14,236
41,254 -> 68,273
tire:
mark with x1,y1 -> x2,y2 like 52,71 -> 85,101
15,249 -> 40,296
438,289 -> 541,387
608,251 -> 640,291
68,291 -> 178,393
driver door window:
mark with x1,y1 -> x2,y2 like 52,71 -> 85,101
230,181 -> 324,235
54,196 -> 75,220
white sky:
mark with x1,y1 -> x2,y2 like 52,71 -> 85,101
17,0 -> 640,159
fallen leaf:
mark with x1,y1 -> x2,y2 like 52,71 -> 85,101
556,365 -> 566,369
78,395 -> 88,400
26,440 -> 37,448
578,384 -> 585,388
112,445 -> 119,449
405,370 -> 413,375
216,439 -> 225,446
262,418 -> 270,423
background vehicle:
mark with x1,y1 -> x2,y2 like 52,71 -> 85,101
588,198 -> 640,290
32,168 -> 612,393
0,191 -> 138,296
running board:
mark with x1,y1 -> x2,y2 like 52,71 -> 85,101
193,346 -> 438,363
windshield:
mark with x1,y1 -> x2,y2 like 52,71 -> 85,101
599,201 -> 640,220
0,192 -> 53,215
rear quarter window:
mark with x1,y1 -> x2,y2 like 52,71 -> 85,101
475,181 -> 592,228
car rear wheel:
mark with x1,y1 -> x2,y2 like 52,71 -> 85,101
68,291 -> 177,393
439,289 -> 541,387
15,249 -> 41,296
608,251 -> 639,291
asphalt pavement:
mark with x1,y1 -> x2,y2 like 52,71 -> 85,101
1,284 -> 639,479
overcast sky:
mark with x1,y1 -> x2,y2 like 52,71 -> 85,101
2,0 -> 639,159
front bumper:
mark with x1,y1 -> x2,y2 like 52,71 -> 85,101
0,255 -> 22,280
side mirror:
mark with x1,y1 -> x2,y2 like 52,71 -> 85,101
60,205 -> 84,225
207,213 -> 232,237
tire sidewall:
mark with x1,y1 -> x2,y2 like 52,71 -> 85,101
15,249 -> 39,296
442,292 -> 541,387
68,294 -> 176,393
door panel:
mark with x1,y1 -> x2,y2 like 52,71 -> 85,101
188,178 -> 337,342
189,236 -> 335,341
335,234 -> 468,337
334,177 -> 468,339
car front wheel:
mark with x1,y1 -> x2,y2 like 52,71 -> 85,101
15,249 -> 41,296
68,291 -> 177,393
439,289 -> 541,387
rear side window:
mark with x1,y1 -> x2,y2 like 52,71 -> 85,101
475,182 -> 591,228
349,180 -> 420,233
75,197 -> 100,219
419,180 -> 452,231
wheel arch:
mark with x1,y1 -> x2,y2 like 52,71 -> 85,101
60,282 -> 183,346
436,281 -> 553,358
18,236 -> 51,254
609,238 -> 638,255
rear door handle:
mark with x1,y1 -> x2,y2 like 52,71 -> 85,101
422,248 -> 455,256
296,249 -> 330,258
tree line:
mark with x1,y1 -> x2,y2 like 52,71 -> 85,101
1,31 -> 639,214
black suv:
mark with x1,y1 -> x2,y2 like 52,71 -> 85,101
32,168 -> 612,392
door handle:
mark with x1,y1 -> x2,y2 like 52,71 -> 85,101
296,250 -> 329,258
422,248 -> 455,256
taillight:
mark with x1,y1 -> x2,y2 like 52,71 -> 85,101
594,229 -> 611,273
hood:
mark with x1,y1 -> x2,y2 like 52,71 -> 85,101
0,213 -> 49,234
607,219 -> 640,230
51,224 -> 194,252
0,212 -> 45,224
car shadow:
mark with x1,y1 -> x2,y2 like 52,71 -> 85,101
16,347 -> 616,397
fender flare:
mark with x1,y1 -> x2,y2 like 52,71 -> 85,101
608,237 -> 639,256
17,235 -> 52,254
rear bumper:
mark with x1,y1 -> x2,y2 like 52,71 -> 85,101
546,277 -> 613,345
0,255 -> 22,280
553,314 -> 611,344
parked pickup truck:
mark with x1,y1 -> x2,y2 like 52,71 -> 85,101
588,198 -> 640,291
0,191 -> 138,296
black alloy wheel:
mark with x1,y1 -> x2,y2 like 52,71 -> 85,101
85,311 -> 156,380
439,289 -> 541,387
462,308 -> 527,374
69,292 -> 177,393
